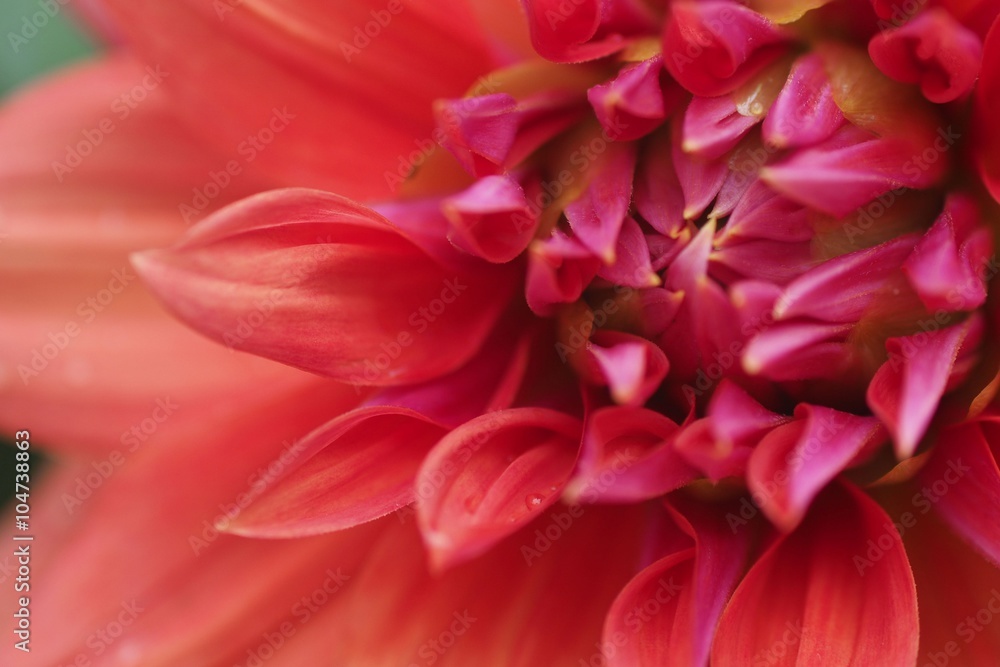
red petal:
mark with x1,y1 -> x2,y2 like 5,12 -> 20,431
919,422 -> 1000,567
133,189 -> 514,384
225,406 -> 449,537
712,483 -> 919,665
416,408 -> 582,569
96,0 -> 499,198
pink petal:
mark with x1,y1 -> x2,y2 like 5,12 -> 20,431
416,408 -> 582,569
761,125 -> 949,217
525,231 -> 602,315
903,193 -> 993,312
225,406 -> 448,537
604,497 -> 752,666
743,321 -> 854,380
565,141 -> 637,261
975,15 -> 1000,202
675,379 -> 791,481
682,64 -> 785,159
712,483 -> 919,665
672,123 -> 730,220
762,53 -> 845,149
588,55 -> 679,141
718,181 -> 813,243
443,173 -> 537,263
133,189 -> 514,384
748,404 -> 885,531
774,233 -> 918,323
663,1 -> 788,96
868,8 -> 983,103
868,317 -> 981,458
586,331 -> 670,407
435,90 -> 583,176
564,406 -> 696,502
597,215 -> 660,288
635,128 -> 687,236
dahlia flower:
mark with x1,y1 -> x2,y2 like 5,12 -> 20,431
5,0 -> 1000,664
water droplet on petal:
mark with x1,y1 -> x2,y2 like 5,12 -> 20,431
525,493 -> 546,509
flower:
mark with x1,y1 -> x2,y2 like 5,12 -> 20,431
5,0 -> 1000,665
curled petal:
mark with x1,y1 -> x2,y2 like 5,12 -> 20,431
526,231 -> 602,315
868,8 -> 983,103
588,54 -> 678,141
443,173 -> 537,263
584,331 -> 670,407
133,189 -> 514,384
762,53 -> 845,149
868,317 -> 983,458
903,193 -> 993,313
564,406 -> 695,503
520,0 -> 655,62
748,405 -> 885,531
663,1 -> 788,97
682,64 -> 785,159
596,215 -> 660,288
565,141 -> 637,261
416,408 -> 582,569
675,379 -> 791,481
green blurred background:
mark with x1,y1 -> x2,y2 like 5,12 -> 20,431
0,0 -> 97,503
0,0 -> 95,94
